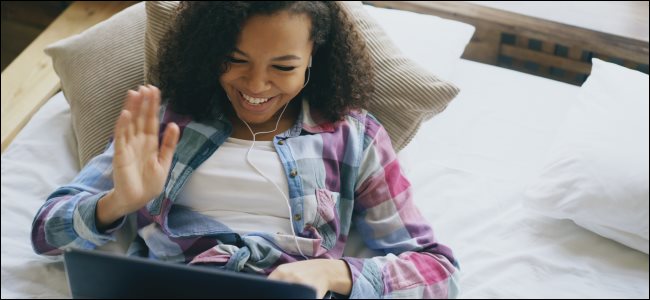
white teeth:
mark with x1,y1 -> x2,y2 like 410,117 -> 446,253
241,92 -> 271,105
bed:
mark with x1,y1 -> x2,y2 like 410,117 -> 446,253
2,2 -> 648,299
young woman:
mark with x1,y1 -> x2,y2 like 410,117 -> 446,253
31,2 -> 459,298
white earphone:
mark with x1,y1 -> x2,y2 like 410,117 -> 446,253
225,55 -> 313,260
303,56 -> 312,88
239,104 -> 308,260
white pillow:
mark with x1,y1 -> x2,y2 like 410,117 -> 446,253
523,58 -> 649,253
363,4 -> 475,80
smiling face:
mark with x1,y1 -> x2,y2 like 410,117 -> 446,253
219,11 -> 314,126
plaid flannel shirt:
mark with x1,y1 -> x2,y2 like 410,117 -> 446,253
31,99 -> 459,298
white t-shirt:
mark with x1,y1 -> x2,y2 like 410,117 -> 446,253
176,137 -> 292,235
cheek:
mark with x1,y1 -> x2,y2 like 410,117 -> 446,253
278,75 -> 306,93
219,71 -> 236,87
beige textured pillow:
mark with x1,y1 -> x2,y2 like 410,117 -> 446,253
45,2 -> 146,167
144,1 -> 459,151
342,2 -> 459,151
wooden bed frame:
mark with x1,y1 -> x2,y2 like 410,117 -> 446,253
365,1 -> 649,84
2,1 -> 648,153
1,1 -> 137,153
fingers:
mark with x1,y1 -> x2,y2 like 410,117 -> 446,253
122,87 -> 142,142
136,86 -> 149,133
115,89 -> 140,148
122,84 -> 172,167
127,86 -> 143,122
123,85 -> 161,137
144,85 -> 161,135
159,122 -> 180,171
114,109 -> 132,153
123,88 -> 137,113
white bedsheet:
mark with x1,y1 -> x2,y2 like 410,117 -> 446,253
400,60 -> 649,298
2,59 -> 648,298
1,92 -> 78,298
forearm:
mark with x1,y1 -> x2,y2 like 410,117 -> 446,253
329,259 -> 353,296
96,189 -> 127,231
31,189 -> 124,255
342,252 -> 460,298
268,258 -> 352,298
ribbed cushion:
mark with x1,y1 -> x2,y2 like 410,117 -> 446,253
342,2 -> 459,151
144,1 -> 179,85
144,1 -> 459,151
45,2 -> 146,167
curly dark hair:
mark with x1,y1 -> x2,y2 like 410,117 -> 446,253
151,1 -> 374,123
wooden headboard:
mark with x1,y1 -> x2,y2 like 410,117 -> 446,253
365,1 -> 649,85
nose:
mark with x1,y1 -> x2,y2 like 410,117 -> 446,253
244,67 -> 272,95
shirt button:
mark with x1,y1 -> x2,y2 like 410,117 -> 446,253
278,140 -> 285,145
290,169 -> 298,177
293,214 -> 302,221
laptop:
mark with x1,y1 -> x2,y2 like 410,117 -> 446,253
63,248 -> 317,299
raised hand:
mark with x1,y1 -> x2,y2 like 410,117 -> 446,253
97,85 -> 179,228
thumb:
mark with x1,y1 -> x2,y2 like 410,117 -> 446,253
159,122 -> 179,171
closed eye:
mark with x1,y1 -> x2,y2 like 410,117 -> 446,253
273,65 -> 296,72
227,57 -> 295,72
227,57 -> 247,64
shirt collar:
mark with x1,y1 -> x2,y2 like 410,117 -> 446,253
297,98 -> 336,135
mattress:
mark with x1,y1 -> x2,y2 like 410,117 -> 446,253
2,59 -> 648,298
